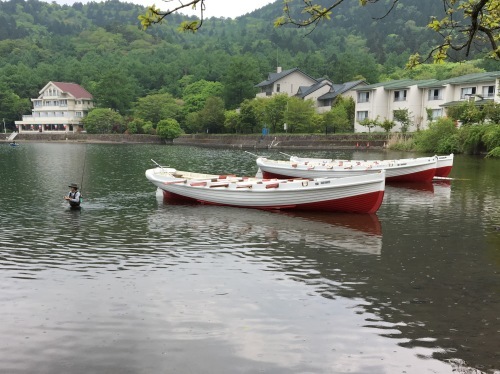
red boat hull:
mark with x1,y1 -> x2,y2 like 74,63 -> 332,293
435,166 -> 453,178
162,190 -> 385,214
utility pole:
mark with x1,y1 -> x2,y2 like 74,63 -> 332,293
2,118 -> 5,134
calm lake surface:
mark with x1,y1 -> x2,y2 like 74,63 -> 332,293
0,142 -> 499,374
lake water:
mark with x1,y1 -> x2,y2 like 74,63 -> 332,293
0,142 -> 499,374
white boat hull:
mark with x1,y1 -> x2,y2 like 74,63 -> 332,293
435,154 -> 454,177
257,156 -> 437,183
146,167 -> 386,214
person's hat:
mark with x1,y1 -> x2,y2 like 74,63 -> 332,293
68,183 -> 78,189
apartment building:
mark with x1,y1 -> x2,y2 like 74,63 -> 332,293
255,67 -> 366,113
353,71 -> 500,133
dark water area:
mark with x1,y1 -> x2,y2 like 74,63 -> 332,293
0,143 -> 499,374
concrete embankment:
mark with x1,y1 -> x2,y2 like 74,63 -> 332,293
8,133 -> 389,150
174,134 -> 389,150
9,133 -> 164,144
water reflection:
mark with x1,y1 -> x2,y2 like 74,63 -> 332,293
0,144 -> 499,374
153,189 -> 383,255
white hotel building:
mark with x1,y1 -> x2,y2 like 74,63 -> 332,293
15,81 -> 94,133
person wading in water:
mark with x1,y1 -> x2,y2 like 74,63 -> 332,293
64,183 -> 81,208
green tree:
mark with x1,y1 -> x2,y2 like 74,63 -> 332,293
222,55 -> 259,110
0,83 -> 31,130
284,97 -> 315,133
239,99 -> 259,134
359,117 -> 380,134
157,118 -> 183,139
198,96 -> 226,133
393,109 -> 413,135
380,119 -> 396,134
92,69 -> 137,114
224,110 -> 241,134
140,1 -> 500,62
322,103 -> 350,134
82,108 -> 123,134
264,94 -> 288,133
446,101 -> 485,125
133,93 -> 183,126
182,80 -> 224,116
184,112 -> 202,134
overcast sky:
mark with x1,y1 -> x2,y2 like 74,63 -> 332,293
51,0 -> 276,19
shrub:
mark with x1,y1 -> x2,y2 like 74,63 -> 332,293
413,117 -> 458,153
126,118 -> 145,134
387,133 -> 415,151
486,147 -> 500,158
458,125 -> 486,154
142,121 -> 155,135
157,119 -> 183,140
481,124 -> 500,151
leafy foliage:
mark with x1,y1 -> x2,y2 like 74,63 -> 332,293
380,119 -> 396,134
132,93 -> 183,126
482,124 -> 500,150
197,96 -> 226,133
393,109 -> 413,134
1,0 -> 498,137
446,101 -> 500,125
140,0 -> 499,64
413,117 -> 459,153
156,118 -> 183,139
82,108 -> 123,134
284,97 -> 316,133
486,146 -> 500,158
322,103 -> 350,134
182,80 -> 223,116
458,125 -> 487,154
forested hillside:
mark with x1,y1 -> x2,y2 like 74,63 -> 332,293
0,0 -> 497,131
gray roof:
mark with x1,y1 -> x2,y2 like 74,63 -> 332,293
318,80 -> 366,100
440,98 -> 495,107
357,71 -> 500,90
255,68 -> 318,88
297,80 -> 333,98
438,71 -> 500,85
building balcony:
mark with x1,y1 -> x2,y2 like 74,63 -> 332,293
16,115 -> 82,125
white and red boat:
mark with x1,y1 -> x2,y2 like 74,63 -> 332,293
145,166 -> 386,214
256,155 -> 437,183
435,154 -> 454,177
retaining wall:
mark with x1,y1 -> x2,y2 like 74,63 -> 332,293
7,133 -> 392,150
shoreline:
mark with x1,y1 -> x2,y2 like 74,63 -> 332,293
5,133 -> 389,150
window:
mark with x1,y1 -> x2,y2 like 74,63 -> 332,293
357,91 -> 370,103
356,111 -> 368,121
276,84 -> 280,93
460,87 -> 476,99
430,109 -> 443,120
428,89 -> 442,101
482,85 -> 495,97
60,100 -> 67,106
394,90 -> 407,102
76,112 -> 82,117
